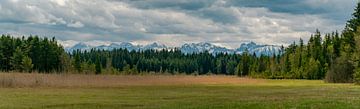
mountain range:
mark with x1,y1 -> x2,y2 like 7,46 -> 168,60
58,40 -> 282,56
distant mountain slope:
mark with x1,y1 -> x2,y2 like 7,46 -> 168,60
180,42 -> 234,54
236,42 -> 281,56
59,40 -> 282,56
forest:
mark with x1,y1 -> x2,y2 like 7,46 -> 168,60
1,2 -> 360,84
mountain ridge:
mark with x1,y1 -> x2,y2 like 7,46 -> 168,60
58,40 -> 282,56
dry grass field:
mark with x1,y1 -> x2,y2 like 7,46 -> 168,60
0,73 -> 359,109
0,73 -> 267,88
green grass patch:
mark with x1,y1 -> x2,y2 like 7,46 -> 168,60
0,79 -> 359,109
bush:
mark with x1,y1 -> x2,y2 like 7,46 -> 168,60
325,56 -> 354,83
353,68 -> 360,84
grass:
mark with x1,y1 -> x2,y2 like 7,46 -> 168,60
0,73 -> 359,109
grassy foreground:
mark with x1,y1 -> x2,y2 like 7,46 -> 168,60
0,74 -> 359,109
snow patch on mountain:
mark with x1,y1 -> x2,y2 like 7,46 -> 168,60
59,40 -> 282,56
180,42 -> 234,54
236,42 -> 281,56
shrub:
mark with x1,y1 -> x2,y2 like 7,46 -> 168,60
325,56 -> 354,83
353,68 -> 360,84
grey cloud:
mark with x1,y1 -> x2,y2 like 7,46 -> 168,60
0,0 -> 355,48
118,0 -> 216,10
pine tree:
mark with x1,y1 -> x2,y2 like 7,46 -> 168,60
95,56 -> 102,75
347,2 -> 360,32
74,52 -> 82,73
333,31 -> 341,57
305,58 -> 321,79
240,51 -> 250,76
235,62 -> 242,76
59,52 -> 71,73
10,47 -> 25,72
22,56 -> 33,73
299,38 -> 304,68
342,2 -> 360,53
226,60 -> 237,75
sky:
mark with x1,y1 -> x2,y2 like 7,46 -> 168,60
0,0 -> 357,48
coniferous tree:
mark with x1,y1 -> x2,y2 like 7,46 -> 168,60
333,31 -> 341,57
22,56 -> 33,73
74,52 -> 82,73
226,60 -> 237,75
95,56 -> 102,75
240,51 -> 250,76
347,2 -> 360,32
10,47 -> 25,72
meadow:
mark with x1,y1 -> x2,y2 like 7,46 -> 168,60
0,73 -> 359,109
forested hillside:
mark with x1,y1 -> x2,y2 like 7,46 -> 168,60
1,2 -> 360,83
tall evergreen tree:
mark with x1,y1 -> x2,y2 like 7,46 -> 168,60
22,56 -> 33,73
95,56 -> 102,75
347,2 -> 360,32
10,47 -> 25,71
74,52 -> 82,73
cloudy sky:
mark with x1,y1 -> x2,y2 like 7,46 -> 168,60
0,0 -> 356,48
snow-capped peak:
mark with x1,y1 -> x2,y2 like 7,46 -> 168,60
58,40 -> 79,48
180,42 -> 233,54
237,42 -> 281,56
83,40 -> 112,47
60,40 -> 281,56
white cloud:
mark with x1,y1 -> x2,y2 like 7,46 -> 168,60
67,21 -> 84,28
51,0 -> 68,6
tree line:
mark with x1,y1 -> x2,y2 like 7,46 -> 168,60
0,35 -> 66,73
1,2 -> 360,84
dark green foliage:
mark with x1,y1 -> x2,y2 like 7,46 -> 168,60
95,56 -> 102,75
74,52 -> 82,73
347,2 -> 360,32
73,48 -> 245,75
0,35 -> 64,73
342,2 -> 360,53
226,60 -> 237,75
325,56 -> 354,83
22,56 -> 33,73
239,51 -> 250,76
10,47 -> 25,71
